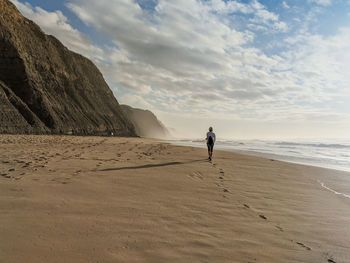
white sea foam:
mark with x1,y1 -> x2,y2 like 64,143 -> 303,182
318,180 -> 350,199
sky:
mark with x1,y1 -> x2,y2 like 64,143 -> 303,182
10,0 -> 350,139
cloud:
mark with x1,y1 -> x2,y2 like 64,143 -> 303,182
65,0 -> 290,98
10,0 -> 104,60
209,0 -> 288,32
10,0 -> 350,132
282,1 -> 290,9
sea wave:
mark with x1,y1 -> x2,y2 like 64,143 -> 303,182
167,138 -> 350,172
274,142 -> 350,149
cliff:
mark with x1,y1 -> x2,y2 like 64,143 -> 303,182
0,0 -> 136,136
120,105 -> 170,139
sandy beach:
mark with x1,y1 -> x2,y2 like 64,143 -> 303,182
0,134 -> 350,263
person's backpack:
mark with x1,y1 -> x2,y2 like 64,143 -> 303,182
208,136 -> 214,145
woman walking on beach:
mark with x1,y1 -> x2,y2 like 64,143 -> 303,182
206,127 -> 216,161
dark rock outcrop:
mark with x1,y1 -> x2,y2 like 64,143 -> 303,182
0,80 -> 49,133
0,0 -> 136,136
120,105 -> 170,139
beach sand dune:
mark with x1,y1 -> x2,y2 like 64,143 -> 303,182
1,135 -> 349,263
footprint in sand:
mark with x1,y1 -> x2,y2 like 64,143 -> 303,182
1,173 -> 11,179
188,171 -> 203,180
259,215 -> 267,220
296,242 -> 311,251
275,225 -> 284,232
22,162 -> 30,168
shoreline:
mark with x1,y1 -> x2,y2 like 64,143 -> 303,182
167,140 -> 350,203
1,134 -> 350,262
165,139 -> 350,173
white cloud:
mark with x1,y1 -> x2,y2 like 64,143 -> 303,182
64,0 -> 291,99
282,1 -> 290,9
273,21 -> 288,32
11,0 -> 104,60
209,0 -> 288,32
10,0 -> 350,137
210,0 -> 253,14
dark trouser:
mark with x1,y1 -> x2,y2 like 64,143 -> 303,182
207,143 -> 214,152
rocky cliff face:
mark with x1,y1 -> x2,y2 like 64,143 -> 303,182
0,0 -> 136,136
120,105 -> 170,139
0,80 -> 50,134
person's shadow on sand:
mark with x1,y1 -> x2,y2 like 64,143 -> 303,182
99,159 -> 205,171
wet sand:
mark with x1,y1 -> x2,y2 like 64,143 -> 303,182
0,135 -> 350,263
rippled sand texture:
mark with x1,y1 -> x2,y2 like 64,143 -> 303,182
1,135 -> 350,263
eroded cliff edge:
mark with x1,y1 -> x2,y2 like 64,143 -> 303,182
120,105 -> 170,139
0,0 -> 136,136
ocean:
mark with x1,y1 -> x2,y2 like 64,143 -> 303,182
168,138 -> 350,173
